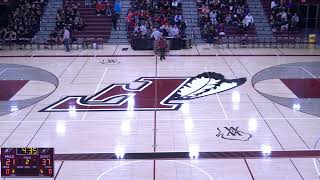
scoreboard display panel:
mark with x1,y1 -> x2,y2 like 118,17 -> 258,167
1,148 -> 54,178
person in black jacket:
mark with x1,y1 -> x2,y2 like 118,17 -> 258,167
180,18 -> 187,36
111,11 -> 118,30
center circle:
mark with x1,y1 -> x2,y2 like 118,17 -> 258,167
0,63 -> 59,116
96,160 -> 214,180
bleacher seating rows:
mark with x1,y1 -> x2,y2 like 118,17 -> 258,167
260,0 -> 302,37
220,6 -> 257,36
126,0 -> 185,42
197,0 -> 257,43
72,0 -> 113,43
0,0 -> 314,46
1,0 -> 47,39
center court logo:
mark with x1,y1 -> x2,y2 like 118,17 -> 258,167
41,72 -> 246,112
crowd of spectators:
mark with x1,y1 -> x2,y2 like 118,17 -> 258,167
0,0 -> 46,40
56,1 -> 84,32
269,0 -> 299,33
197,0 -> 254,42
127,0 -> 187,39
50,0 -> 85,44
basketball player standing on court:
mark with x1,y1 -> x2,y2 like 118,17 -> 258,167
62,27 -> 70,52
157,34 -> 167,61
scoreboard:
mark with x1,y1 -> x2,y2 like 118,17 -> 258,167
1,148 -> 54,178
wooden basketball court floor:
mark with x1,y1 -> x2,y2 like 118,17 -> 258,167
0,45 -> 320,179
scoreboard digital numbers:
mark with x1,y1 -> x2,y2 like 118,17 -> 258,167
1,148 -> 54,178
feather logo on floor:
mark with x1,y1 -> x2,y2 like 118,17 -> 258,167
41,72 -> 246,112
171,72 -> 246,100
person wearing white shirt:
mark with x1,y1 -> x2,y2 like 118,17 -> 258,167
134,25 -> 140,36
172,25 -> 179,37
172,0 -> 178,7
210,11 -> 218,25
140,24 -> 147,36
243,13 -> 254,28
210,11 -> 217,19
271,0 -> 277,9
62,27 -> 70,52
291,13 -> 299,29
150,28 -> 161,41
281,11 -> 287,21
168,25 -> 174,37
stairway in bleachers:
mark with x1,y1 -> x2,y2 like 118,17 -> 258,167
107,0 -> 129,44
182,0 -> 205,44
35,0 -> 63,40
74,0 -> 113,43
246,0 -> 273,37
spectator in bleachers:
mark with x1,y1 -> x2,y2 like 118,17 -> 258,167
243,13 -> 254,30
210,10 -> 218,25
7,30 -> 17,40
271,0 -> 277,9
0,28 -> 7,40
96,1 -> 106,15
140,23 -> 148,36
180,17 -> 187,36
172,0 -> 179,10
291,12 -> 299,30
168,25 -> 174,37
106,2 -> 112,16
49,29 -> 62,44
172,24 -> 180,37
281,10 -> 287,22
114,0 -> 121,16
111,11 -> 118,30
225,13 -> 232,26
174,14 -> 182,24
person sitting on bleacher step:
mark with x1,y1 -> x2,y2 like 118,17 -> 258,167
96,1 -> 105,16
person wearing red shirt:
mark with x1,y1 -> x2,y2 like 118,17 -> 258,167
127,11 -> 133,23
157,34 -> 167,61
96,1 -> 105,16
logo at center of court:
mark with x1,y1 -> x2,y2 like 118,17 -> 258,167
40,72 -> 246,112
216,127 -> 252,141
